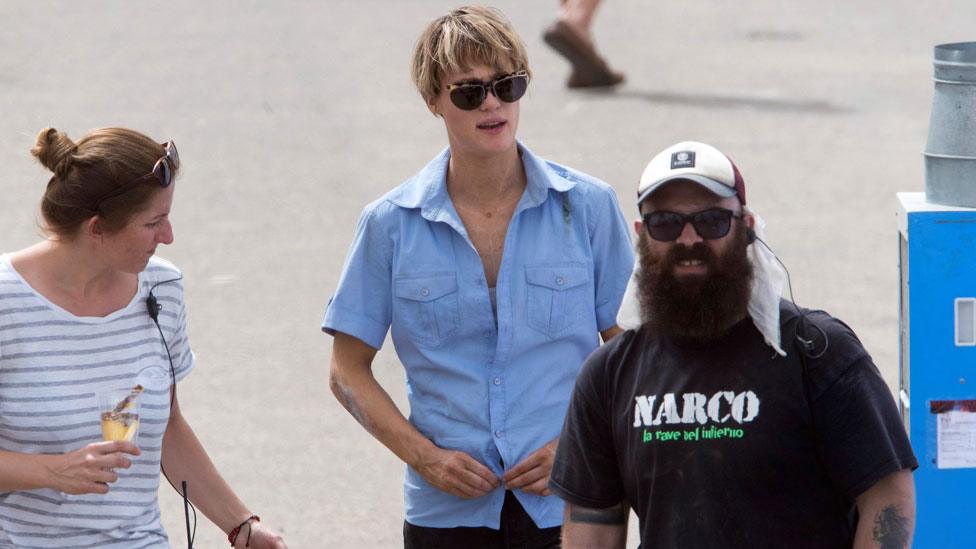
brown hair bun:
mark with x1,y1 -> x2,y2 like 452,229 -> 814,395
31,128 -> 77,179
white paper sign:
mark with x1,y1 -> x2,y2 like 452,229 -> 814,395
937,409 -> 976,469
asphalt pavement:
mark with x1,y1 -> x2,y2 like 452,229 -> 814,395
2,1 -> 974,546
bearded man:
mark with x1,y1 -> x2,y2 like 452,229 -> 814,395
548,141 -> 918,549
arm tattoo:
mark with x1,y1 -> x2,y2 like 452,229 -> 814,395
872,504 -> 910,549
335,383 -> 373,432
569,503 -> 628,525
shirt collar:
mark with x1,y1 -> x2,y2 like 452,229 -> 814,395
388,142 -> 579,224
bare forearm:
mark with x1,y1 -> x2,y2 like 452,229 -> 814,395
330,362 -> 435,469
0,451 -> 53,491
600,325 -> 623,343
161,410 -> 251,535
854,469 -> 915,549
328,333 -> 502,500
561,502 -> 628,549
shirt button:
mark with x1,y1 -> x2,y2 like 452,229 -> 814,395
494,430 -> 503,438
493,377 -> 502,385
555,276 -> 565,286
420,288 -> 430,297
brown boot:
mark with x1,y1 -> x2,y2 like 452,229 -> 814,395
543,20 -> 625,89
567,67 -> 625,88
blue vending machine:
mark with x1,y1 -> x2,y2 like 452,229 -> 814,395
896,192 -> 976,548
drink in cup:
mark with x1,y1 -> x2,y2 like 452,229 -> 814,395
99,385 -> 143,443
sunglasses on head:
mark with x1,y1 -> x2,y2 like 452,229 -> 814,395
90,141 -> 179,212
642,207 -> 743,242
445,70 -> 529,111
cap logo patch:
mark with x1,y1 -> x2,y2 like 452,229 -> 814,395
671,151 -> 696,169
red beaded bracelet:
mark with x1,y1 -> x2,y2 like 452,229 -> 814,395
228,515 -> 260,547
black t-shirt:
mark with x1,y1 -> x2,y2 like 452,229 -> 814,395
549,301 -> 917,549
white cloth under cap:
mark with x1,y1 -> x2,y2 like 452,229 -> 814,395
616,208 -> 787,356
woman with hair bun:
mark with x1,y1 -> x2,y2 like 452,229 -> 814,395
0,127 -> 286,548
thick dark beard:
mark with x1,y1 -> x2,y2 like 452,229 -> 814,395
636,224 -> 754,343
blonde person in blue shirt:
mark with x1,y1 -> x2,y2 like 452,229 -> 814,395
323,6 -> 633,548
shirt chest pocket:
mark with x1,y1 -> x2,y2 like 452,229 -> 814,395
525,264 -> 591,339
394,273 -> 460,348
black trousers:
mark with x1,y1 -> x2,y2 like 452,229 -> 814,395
403,491 -> 561,549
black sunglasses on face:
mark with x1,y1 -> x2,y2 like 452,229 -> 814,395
445,71 -> 529,111
90,141 -> 179,212
642,207 -> 743,242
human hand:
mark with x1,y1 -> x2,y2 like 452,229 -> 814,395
502,438 -> 558,496
45,440 -> 140,495
232,521 -> 287,549
416,446 -> 500,499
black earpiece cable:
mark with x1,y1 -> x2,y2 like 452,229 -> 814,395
751,232 -> 836,471
146,276 -> 197,549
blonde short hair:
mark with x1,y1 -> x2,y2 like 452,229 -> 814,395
411,5 -> 531,105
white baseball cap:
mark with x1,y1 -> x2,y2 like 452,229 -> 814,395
637,141 -> 747,206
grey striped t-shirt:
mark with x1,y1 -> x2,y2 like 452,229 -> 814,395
0,254 -> 194,548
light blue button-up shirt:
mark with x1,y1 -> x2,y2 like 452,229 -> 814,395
322,143 -> 634,529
